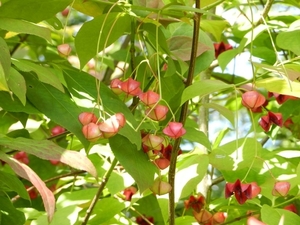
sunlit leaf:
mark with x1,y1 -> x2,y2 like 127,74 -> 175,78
256,77 -> 300,97
262,205 -> 300,224
0,152 -> 55,222
0,136 -> 97,178
201,19 -> 230,41
175,154 -> 209,201
203,102 -> 235,126
183,127 -> 211,150
7,67 -> 26,106
0,37 -> 10,91
75,12 -> 131,68
181,80 -> 233,105
63,68 -> 141,147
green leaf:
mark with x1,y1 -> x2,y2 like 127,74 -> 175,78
0,91 -> 39,114
168,36 -> 210,61
23,73 -> 90,148
0,18 -> 52,42
175,216 -> 197,224
261,205 -> 300,225
203,102 -> 235,126
0,171 -> 29,200
209,138 -> 261,171
0,0 -> 72,23
56,189 -> 98,209
201,19 -> 230,41
88,198 -> 126,225
63,68 -> 141,147
0,195 -> 25,225
253,62 -> 300,81
75,12 -> 131,68
277,30 -> 300,56
12,59 -> 64,92
109,134 -> 158,192
7,67 -> 26,106
0,152 -> 55,222
218,48 -> 239,71
73,0 -> 105,17
175,154 -> 209,201
181,80 -> 233,105
256,77 -> 300,97
0,136 -> 97,178
183,127 -> 211,150
0,37 -> 10,91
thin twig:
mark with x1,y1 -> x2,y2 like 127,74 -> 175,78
81,157 -> 118,225
256,0 -> 274,26
11,170 -> 86,202
168,1 -> 201,224
10,34 -> 29,56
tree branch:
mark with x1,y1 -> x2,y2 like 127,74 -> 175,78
168,1 -> 201,224
81,158 -> 118,225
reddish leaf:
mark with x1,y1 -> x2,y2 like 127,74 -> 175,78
0,152 -> 55,222
0,136 -> 97,178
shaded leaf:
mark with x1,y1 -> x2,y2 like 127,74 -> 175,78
73,0 -> 105,17
0,136 -> 97,178
0,91 -> 39,114
23,73 -> 90,148
75,12 -> 131,68
218,48 -> 239,71
89,198 -> 126,225
109,134 -> 158,192
0,0 -> 72,23
7,67 -> 26,106
0,18 -> 52,42
181,80 -> 233,105
0,171 -> 29,200
277,30 -> 300,56
168,36 -> 210,61
12,59 -> 64,92
0,152 -> 55,222
0,37 -> 10,91
0,195 -> 25,225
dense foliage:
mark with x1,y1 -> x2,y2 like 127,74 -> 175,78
1,0 -> 300,224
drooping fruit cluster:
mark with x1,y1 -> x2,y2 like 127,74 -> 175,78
109,77 -> 187,195
122,186 -> 137,201
184,194 -> 227,224
241,90 -> 298,132
135,215 -> 154,225
214,42 -> 233,58
14,151 -> 29,165
225,179 -> 261,204
79,112 -> 126,142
